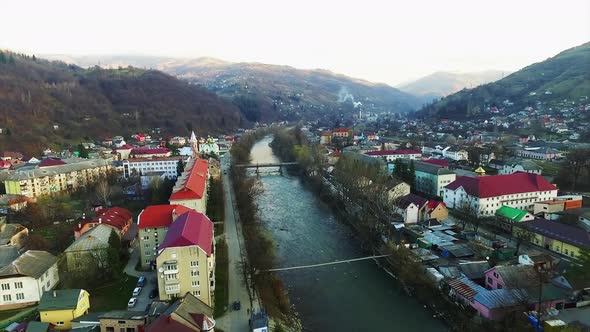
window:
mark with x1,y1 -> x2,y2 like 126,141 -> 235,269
165,274 -> 178,280
16,293 -> 24,300
14,282 -> 23,289
191,281 -> 200,287
3,294 -> 11,301
166,264 -> 177,270
145,251 -> 151,256
191,271 -> 199,277
564,249 -> 569,255
144,243 -> 150,248
56,322 -> 64,326
1,283 -> 9,291
192,290 -> 201,296
106,328 -> 115,332
190,261 -> 198,267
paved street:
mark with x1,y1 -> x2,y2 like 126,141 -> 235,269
124,244 -> 157,312
216,154 -> 259,332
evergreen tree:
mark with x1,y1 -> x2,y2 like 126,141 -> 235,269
7,55 -> 15,64
0,51 -> 6,64
176,159 -> 185,177
408,160 -> 416,187
77,143 -> 89,158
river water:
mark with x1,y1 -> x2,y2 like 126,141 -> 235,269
250,137 -> 447,331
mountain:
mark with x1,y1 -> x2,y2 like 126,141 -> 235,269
398,70 -> 509,98
45,55 -> 424,122
417,42 -> 590,120
0,52 -> 243,155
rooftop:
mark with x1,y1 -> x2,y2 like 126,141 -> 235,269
170,158 -> 208,201
495,205 -> 531,222
516,218 -> 590,249
65,224 -> 114,252
0,250 -> 56,279
138,205 -> 193,229
365,149 -> 421,156
159,210 -> 213,256
445,172 -> 557,198
1,158 -> 111,181
38,289 -> 86,311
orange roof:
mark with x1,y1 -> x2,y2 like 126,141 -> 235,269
170,158 -> 208,201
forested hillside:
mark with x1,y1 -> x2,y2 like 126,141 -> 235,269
0,52 -> 243,155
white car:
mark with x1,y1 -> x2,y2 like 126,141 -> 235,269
128,297 -> 137,308
132,287 -> 142,296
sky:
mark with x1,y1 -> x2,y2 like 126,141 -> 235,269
1,0 -> 589,85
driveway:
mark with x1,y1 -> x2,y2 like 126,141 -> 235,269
125,243 -> 157,311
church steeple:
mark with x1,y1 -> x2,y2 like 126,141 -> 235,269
190,131 -> 199,157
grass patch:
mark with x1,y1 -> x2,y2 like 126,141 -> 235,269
214,239 -> 229,317
0,306 -> 34,322
89,274 -> 139,312
208,178 -> 225,228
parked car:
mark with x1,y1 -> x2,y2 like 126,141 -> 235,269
137,276 -> 146,287
149,288 -> 158,299
232,301 -> 241,311
128,298 -> 138,308
132,287 -> 142,296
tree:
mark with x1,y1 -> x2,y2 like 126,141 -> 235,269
106,232 -> 122,279
22,234 -> 51,251
176,159 -> 185,177
565,149 -> 590,191
514,227 -> 536,255
77,143 -> 89,158
95,180 -> 112,207
565,248 -> 590,288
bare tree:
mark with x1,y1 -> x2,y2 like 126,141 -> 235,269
95,180 -> 112,207
514,227 -> 536,255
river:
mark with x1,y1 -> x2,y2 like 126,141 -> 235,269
249,137 -> 447,331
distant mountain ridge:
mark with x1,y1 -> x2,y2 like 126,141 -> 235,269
398,70 -> 509,98
45,54 -> 425,121
416,42 -> 590,120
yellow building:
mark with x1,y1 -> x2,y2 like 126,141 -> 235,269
38,289 -> 90,330
156,210 -> 215,306
1,158 -> 112,198
512,219 -> 590,259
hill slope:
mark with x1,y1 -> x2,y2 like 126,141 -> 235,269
0,52 -> 243,155
417,42 -> 590,120
45,55 -> 424,121
398,70 -> 509,98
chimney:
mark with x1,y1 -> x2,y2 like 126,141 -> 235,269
53,291 -> 57,297
78,223 -> 81,229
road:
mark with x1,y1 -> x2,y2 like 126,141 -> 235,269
124,244 -> 157,312
216,153 -> 259,332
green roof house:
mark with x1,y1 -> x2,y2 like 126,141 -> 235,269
495,206 -> 534,223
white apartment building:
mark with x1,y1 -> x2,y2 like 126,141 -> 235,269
443,172 -> 558,217
0,251 -> 59,310
123,156 -> 187,179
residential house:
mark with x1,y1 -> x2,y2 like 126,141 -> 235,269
137,205 -> 193,269
320,132 -> 332,145
412,161 -> 456,198
0,220 -> 28,248
155,210 -> 215,305
2,159 -> 112,198
99,311 -> 146,332
425,201 -> 448,221
491,158 -> 542,175
495,205 -> 534,231
74,207 -> 133,240
64,224 -> 118,272
1,152 -> 23,162
148,292 -> 215,331
512,218 -> 590,259
199,138 -> 220,156
332,128 -> 351,139
123,156 -> 186,179
364,149 -> 422,162
38,289 -> 90,330
516,147 -> 562,160
385,180 -> 411,203
0,195 -> 28,214
26,321 -> 51,332
114,145 -> 133,160
169,158 -> 209,214
394,194 -> 428,224
442,146 -> 468,161
0,251 -> 59,310
443,172 -> 558,217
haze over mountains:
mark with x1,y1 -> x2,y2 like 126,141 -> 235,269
417,42 -> 590,120
45,54 -> 426,121
397,70 -> 510,99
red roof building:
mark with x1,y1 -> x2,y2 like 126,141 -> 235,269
138,205 -> 192,229
158,210 -> 213,256
422,159 -> 449,167
130,147 -> 171,158
443,172 -> 558,217
74,206 -> 133,239
169,158 -> 209,213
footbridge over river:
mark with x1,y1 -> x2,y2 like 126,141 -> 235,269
233,162 -> 299,173
257,254 -> 391,273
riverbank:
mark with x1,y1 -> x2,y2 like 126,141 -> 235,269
228,130 -> 302,330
